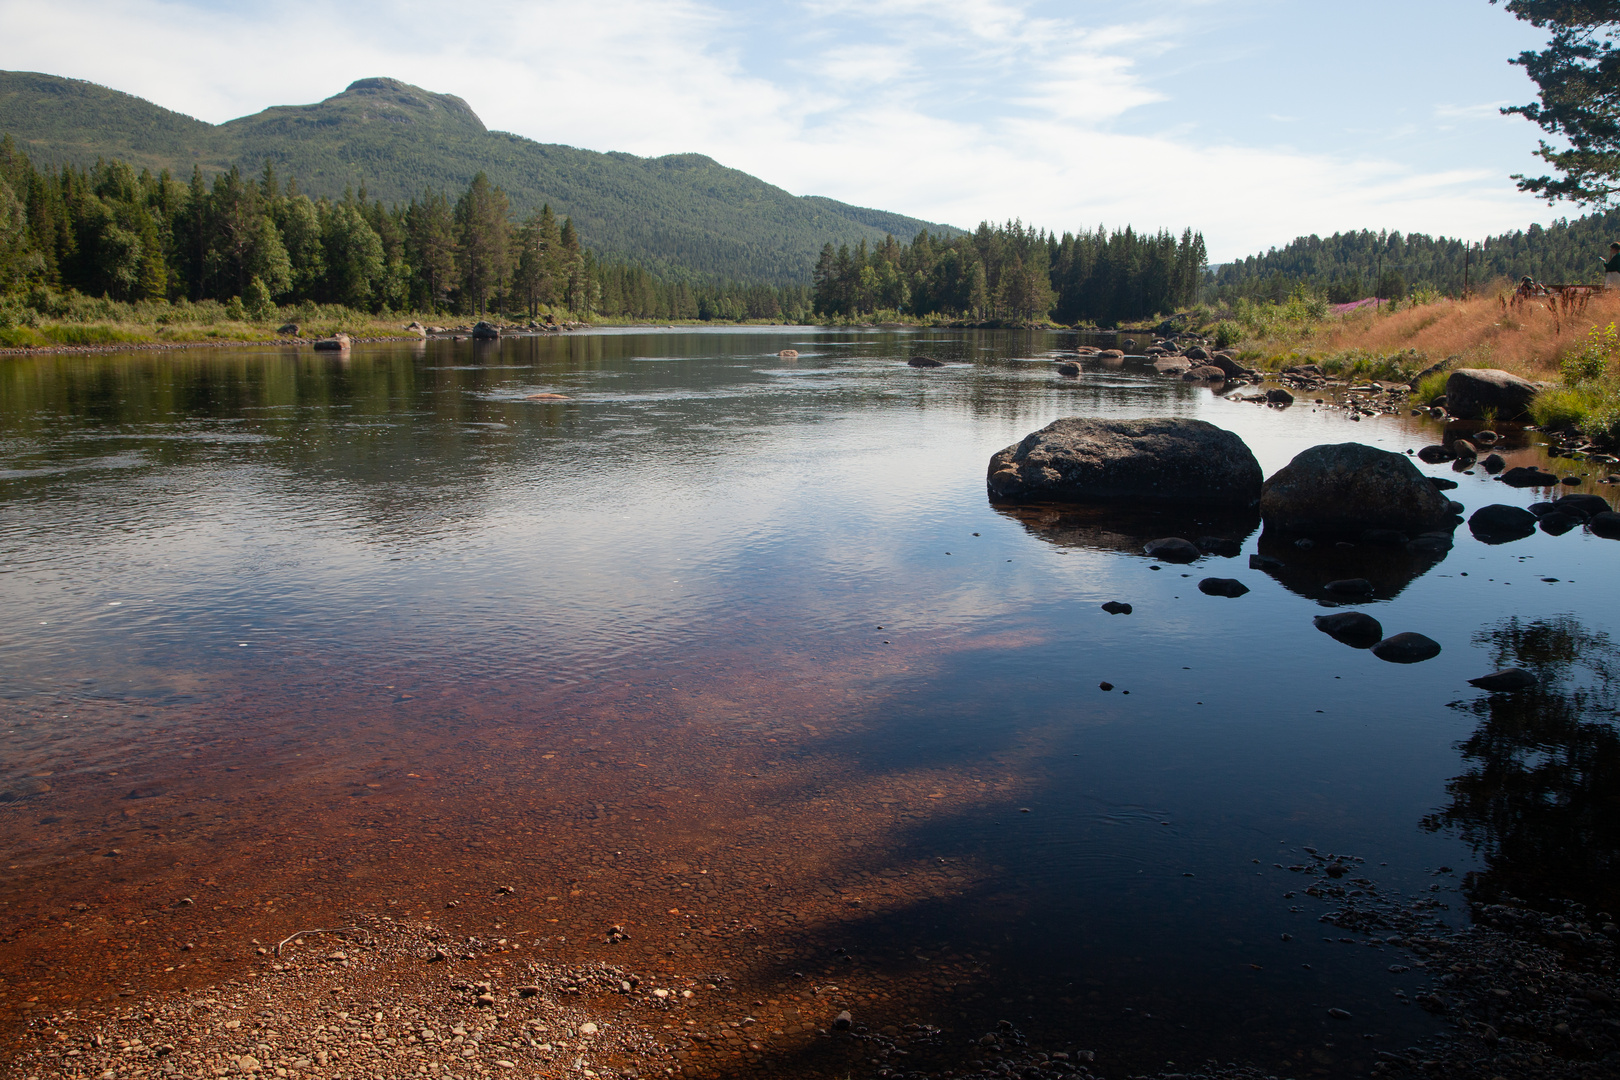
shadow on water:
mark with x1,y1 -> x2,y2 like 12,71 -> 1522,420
1423,615 -> 1620,913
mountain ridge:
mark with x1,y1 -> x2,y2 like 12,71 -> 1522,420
0,70 -> 959,283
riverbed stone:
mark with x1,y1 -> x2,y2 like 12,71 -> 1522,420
1313,611 -> 1384,648
1418,444 -> 1457,464
1371,632 -> 1442,664
1588,511 -> 1620,538
1154,356 -> 1193,373
1482,453 -> 1506,474
1501,466 -> 1560,488
1468,504 -> 1537,542
1556,493 -> 1612,517
1444,368 -> 1538,420
1055,361 -> 1081,376
1101,601 -> 1133,615
908,356 -> 943,368
1265,387 -> 1295,406
1182,365 -> 1228,382
1197,577 -> 1249,597
1143,537 -> 1202,563
1539,511 -> 1581,535
1194,536 -> 1242,557
1260,442 -> 1456,535
1468,667 -> 1538,692
986,417 -> 1263,506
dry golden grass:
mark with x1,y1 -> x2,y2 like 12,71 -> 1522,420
1250,282 -> 1620,380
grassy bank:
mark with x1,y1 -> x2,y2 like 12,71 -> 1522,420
0,289 -> 587,351
1197,283 -> 1620,444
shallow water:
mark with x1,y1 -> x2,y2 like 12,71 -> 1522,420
1,328 -> 1617,1076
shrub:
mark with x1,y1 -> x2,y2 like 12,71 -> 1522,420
1212,320 -> 1242,349
1562,321 -> 1617,385
1413,371 -> 1449,404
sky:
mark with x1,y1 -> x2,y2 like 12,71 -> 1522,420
0,0 -> 1575,260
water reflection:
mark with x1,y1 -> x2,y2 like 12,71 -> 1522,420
1252,526 -> 1452,603
991,502 -> 1259,558
1423,615 -> 1620,910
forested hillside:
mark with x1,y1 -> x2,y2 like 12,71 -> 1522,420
0,71 -> 956,284
1210,210 -> 1620,303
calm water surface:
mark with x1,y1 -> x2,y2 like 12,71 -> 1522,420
1,328 -> 1617,1076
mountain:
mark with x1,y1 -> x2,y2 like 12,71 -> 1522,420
0,71 -> 959,283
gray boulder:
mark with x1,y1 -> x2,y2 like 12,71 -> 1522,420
908,356 -> 944,368
1154,356 -> 1193,373
471,320 -> 500,340
1182,365 -> 1228,381
1260,442 -> 1456,534
987,418 -> 1263,507
1444,369 -> 1538,420
1265,387 -> 1295,406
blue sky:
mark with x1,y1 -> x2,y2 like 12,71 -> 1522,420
0,0 -> 1572,259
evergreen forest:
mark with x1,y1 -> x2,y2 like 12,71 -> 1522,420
813,224 -> 1207,324
0,138 -> 814,322
1209,210 -> 1620,304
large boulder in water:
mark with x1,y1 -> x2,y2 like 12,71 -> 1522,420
987,417 -> 1262,507
1260,442 -> 1456,535
1444,369 -> 1537,421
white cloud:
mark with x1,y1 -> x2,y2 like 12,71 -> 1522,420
0,0 -> 1559,260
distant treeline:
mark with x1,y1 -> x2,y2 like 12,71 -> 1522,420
0,139 -> 814,321
813,222 -> 1208,324
1209,211 -> 1620,304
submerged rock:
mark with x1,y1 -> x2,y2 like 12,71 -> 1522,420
1444,368 -> 1538,421
1194,536 -> 1242,557
1500,466 -> 1559,488
1468,504 -> 1537,543
987,417 -> 1263,507
1539,511 -> 1581,535
1260,442 -> 1456,535
1143,537 -> 1202,563
1197,577 -> 1249,597
471,321 -> 500,340
1556,493 -> 1613,517
1101,601 -> 1133,615
1482,453 -> 1506,474
1371,632 -> 1442,664
1324,578 -> 1375,595
1417,444 -> 1457,464
908,356 -> 944,368
1055,361 -> 1081,377
1588,511 -> 1620,539
1313,611 -> 1384,648
1468,667 -> 1538,692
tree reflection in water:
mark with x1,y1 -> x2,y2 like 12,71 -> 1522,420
1423,615 -> 1620,910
